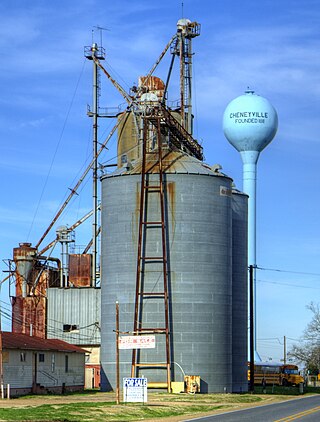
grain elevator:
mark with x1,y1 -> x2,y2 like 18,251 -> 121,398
6,18 -> 249,394
99,18 -> 249,393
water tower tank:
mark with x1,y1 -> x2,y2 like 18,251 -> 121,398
223,89 -> 278,154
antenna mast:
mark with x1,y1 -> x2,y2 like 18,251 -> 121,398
85,38 -> 106,287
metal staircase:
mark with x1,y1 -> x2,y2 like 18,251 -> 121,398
148,104 -> 203,161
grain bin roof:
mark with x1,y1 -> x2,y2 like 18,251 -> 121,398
1,332 -> 87,354
105,150 -> 232,179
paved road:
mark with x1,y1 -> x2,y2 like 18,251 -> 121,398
184,395 -> 320,422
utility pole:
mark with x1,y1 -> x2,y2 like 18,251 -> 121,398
0,292 -> 4,399
249,265 -> 255,392
116,302 -> 120,405
284,335 -> 287,365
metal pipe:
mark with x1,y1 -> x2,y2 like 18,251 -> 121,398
31,249 -> 60,295
35,112 -> 126,250
162,50 -> 176,105
186,38 -> 193,134
241,150 -> 259,354
249,264 -> 255,392
147,382 -> 169,389
93,57 -> 132,104
179,32 -> 185,128
83,226 -> 101,254
38,207 -> 99,256
139,34 -> 176,95
116,301 -> 120,405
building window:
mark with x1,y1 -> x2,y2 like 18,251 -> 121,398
20,352 -> 26,362
65,355 -> 69,373
51,353 -> 55,372
63,324 -> 79,332
39,353 -> 45,362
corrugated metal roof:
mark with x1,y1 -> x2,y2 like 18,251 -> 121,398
1,332 -> 87,353
104,150 -> 232,179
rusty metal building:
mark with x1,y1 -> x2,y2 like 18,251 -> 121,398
11,242 -> 101,389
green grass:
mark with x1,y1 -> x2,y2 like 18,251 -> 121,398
155,392 -> 263,403
0,401 -> 225,421
252,385 -> 320,395
0,388 -> 317,421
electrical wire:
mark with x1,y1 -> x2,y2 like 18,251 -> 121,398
2,306 -> 100,343
1,287 -> 100,343
257,279 -> 320,290
26,58 -> 87,242
257,266 -> 320,277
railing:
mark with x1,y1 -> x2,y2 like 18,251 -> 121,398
38,370 -> 58,385
147,104 -> 203,161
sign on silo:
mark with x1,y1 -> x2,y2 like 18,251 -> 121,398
118,335 -> 156,349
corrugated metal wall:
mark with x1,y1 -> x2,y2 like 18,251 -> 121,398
47,288 -> 101,345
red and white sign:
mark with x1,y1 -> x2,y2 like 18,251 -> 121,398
118,335 -> 156,349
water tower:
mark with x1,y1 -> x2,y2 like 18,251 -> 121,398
223,89 -> 278,358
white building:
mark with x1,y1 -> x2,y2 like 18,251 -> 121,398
1,332 -> 86,397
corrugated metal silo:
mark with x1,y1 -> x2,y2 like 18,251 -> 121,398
100,151 -> 242,393
231,190 -> 248,392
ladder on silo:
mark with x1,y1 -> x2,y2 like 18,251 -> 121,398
131,112 -> 171,391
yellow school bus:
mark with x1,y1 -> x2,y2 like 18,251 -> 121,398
248,362 -> 304,386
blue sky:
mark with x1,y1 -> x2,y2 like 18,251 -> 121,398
0,0 -> 319,362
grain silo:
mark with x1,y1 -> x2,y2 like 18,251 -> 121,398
100,151 -> 248,393
98,18 -> 248,393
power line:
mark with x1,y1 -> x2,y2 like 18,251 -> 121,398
0,298 -> 100,343
26,58 -> 87,242
257,279 -> 320,290
257,266 -> 320,277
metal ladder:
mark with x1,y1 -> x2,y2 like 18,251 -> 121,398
131,112 -> 171,391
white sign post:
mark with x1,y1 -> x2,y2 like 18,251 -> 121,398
123,377 -> 148,403
117,333 -> 155,404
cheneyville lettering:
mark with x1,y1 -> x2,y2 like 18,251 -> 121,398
229,111 -> 268,119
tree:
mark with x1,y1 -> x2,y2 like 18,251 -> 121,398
289,302 -> 320,374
